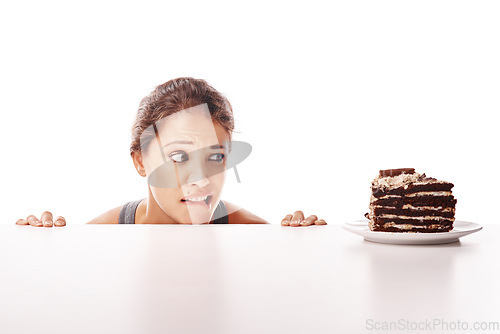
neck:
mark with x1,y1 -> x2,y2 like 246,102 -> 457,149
135,186 -> 180,224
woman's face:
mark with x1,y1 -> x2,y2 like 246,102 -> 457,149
140,104 -> 230,224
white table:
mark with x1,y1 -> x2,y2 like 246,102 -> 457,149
0,224 -> 498,334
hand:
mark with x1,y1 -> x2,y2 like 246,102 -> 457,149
281,210 -> 327,227
15,211 -> 67,227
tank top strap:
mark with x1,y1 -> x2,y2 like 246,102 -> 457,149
212,200 -> 229,224
118,198 -> 144,224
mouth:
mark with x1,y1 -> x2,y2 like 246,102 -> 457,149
180,194 -> 213,207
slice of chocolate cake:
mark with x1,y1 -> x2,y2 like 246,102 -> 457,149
365,168 -> 456,233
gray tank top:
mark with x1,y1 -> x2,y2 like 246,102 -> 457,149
118,198 -> 229,224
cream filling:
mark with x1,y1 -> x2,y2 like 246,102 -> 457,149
372,172 -> 450,191
406,191 -> 452,197
376,214 -> 455,222
401,204 -> 454,212
372,173 -> 424,190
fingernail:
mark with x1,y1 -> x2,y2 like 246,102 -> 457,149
281,220 -> 289,225
36,220 -> 42,226
299,220 -> 306,225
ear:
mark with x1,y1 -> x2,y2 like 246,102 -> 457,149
131,151 -> 147,177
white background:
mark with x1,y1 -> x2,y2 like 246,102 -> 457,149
1,0 -> 499,226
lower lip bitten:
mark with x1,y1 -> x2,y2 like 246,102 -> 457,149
180,196 -> 212,207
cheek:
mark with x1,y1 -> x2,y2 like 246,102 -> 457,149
150,187 -> 194,220
150,187 -> 182,209
209,170 -> 226,189
142,152 -> 164,176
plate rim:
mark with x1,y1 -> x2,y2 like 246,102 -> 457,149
342,219 -> 483,244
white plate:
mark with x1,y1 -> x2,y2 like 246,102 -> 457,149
342,220 -> 482,245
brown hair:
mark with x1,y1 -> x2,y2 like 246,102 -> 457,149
130,77 -> 235,156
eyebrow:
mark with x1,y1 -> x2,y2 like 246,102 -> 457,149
162,140 -> 226,150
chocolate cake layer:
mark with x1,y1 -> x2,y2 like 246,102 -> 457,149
370,224 -> 453,233
371,195 -> 457,208
372,207 -> 455,218
372,182 -> 454,198
372,216 -> 455,225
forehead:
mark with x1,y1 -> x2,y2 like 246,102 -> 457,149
142,104 -> 230,155
159,105 -> 219,138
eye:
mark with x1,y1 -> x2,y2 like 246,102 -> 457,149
169,151 -> 188,163
208,153 -> 225,163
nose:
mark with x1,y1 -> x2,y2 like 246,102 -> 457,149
186,165 -> 210,188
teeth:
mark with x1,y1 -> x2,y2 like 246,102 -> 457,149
185,195 -> 209,202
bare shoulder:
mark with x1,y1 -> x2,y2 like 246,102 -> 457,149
223,200 -> 270,224
86,204 -> 122,224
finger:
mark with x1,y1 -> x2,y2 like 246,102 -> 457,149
26,215 -> 43,227
299,215 -> 318,226
41,211 -> 53,227
54,216 -> 66,227
281,214 -> 293,226
290,210 -> 305,227
314,219 -> 327,225
16,219 -> 29,225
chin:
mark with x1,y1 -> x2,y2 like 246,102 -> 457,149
176,209 -> 213,225
177,197 -> 217,224
188,212 -> 213,225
